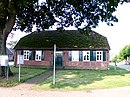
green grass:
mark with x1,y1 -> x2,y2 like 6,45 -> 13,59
36,66 -> 130,91
0,66 -> 48,87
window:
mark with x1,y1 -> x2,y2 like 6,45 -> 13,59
35,51 -> 42,61
79,51 -> 83,61
72,51 -> 79,61
83,51 -> 90,61
23,50 -> 30,60
68,51 -> 72,61
96,51 -> 103,61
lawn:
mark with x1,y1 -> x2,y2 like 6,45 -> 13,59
0,66 -> 48,87
36,66 -> 130,91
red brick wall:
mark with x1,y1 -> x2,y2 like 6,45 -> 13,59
15,50 -> 109,69
14,50 -> 21,65
63,50 -> 109,70
64,61 -> 108,69
24,60 -> 51,66
15,50 -> 53,67
44,51 -> 53,61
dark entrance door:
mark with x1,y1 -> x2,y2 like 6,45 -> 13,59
55,52 -> 63,67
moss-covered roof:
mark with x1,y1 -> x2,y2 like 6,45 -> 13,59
15,30 -> 110,50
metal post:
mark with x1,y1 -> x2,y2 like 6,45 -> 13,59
53,44 -> 56,84
19,64 -> 20,82
17,55 -> 24,82
6,65 -> 9,80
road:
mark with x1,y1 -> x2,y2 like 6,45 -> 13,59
117,64 -> 130,71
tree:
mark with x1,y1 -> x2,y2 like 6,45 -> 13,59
118,45 -> 127,61
125,44 -> 130,63
112,55 -> 118,70
0,0 -> 129,76
112,55 -> 118,64
118,44 -> 130,64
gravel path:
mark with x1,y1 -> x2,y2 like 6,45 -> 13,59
0,86 -> 130,97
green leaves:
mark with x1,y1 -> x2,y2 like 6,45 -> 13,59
118,44 -> 130,61
112,55 -> 118,63
0,0 -> 129,32
0,0 -> 8,29
14,0 -> 55,32
46,0 -> 122,30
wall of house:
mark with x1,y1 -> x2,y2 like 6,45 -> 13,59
15,50 -> 109,69
15,50 -> 53,67
63,50 -> 109,70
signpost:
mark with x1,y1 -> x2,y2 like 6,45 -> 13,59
53,44 -> 56,84
17,55 -> 24,82
0,55 -> 9,80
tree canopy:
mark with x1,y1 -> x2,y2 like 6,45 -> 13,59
0,0 -> 129,54
118,44 -> 130,62
112,55 -> 118,63
0,0 -> 130,33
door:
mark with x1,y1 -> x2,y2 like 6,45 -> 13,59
55,51 -> 63,67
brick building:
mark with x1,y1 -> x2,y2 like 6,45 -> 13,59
14,30 -> 110,69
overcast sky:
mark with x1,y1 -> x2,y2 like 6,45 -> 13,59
7,2 -> 130,58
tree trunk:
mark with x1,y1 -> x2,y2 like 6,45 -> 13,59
0,0 -> 16,77
0,29 -> 13,76
0,28 -> 5,76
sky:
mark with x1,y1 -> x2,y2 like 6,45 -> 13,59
93,3 -> 130,58
7,2 -> 130,59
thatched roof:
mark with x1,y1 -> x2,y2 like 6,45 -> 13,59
14,30 -> 110,50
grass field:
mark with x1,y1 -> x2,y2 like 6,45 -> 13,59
36,66 -> 130,91
0,66 -> 48,87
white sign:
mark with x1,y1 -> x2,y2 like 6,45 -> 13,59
0,55 -> 8,66
17,55 -> 24,64
17,55 -> 24,82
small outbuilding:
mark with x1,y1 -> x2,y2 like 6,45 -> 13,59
14,30 -> 110,70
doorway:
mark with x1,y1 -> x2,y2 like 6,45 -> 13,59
55,51 -> 63,67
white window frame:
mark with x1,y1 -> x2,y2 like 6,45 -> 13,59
96,51 -> 103,61
72,51 -> 79,61
23,50 -> 30,60
35,50 -> 42,61
83,51 -> 90,61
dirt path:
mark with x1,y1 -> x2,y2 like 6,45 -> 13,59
11,70 -> 53,90
1,86 -> 130,97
